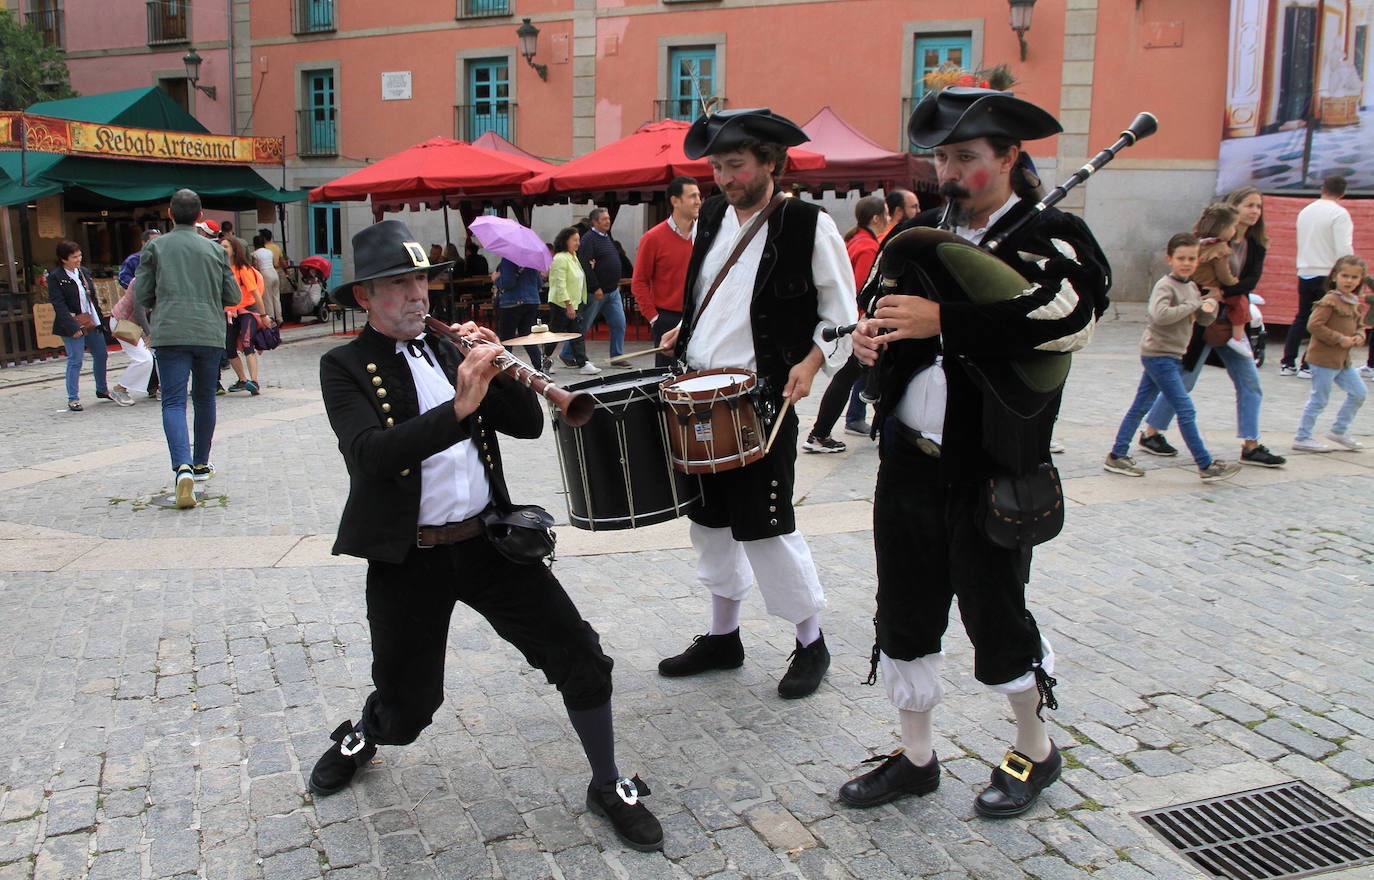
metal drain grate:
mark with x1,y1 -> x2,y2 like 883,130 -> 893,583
1135,781 -> 1374,880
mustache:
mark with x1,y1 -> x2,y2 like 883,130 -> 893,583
938,181 -> 972,200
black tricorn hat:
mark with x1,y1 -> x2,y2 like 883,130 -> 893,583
331,219 -> 454,308
907,87 -> 1062,150
683,107 -> 809,159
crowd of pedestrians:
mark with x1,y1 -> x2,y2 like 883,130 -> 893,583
47,188 -> 287,508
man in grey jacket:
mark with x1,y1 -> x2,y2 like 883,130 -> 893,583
132,188 -> 240,508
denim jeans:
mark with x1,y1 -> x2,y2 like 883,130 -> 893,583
566,290 -> 626,359
154,345 -> 221,471
1145,343 -> 1262,441
1296,364 -> 1366,440
62,332 -> 108,402
1114,356 -> 1213,468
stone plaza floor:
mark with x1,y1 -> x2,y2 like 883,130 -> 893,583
0,306 -> 1371,880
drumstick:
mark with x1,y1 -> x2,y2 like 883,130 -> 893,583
607,345 -> 670,364
763,398 -> 792,455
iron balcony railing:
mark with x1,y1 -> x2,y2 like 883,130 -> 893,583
654,96 -> 725,123
146,0 -> 189,45
457,0 -> 509,18
25,5 -> 63,48
297,109 -> 338,158
293,0 -> 335,33
454,103 -> 515,142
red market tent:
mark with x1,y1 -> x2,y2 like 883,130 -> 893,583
310,137 -> 548,219
470,130 -> 554,174
784,106 -> 937,196
520,119 -> 826,203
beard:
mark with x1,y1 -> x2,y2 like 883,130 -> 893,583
724,174 -> 773,211
937,181 -> 974,227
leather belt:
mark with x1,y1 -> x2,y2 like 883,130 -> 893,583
417,516 -> 484,548
892,421 -> 942,458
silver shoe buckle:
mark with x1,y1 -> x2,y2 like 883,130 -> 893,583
614,777 -> 639,805
339,730 -> 367,757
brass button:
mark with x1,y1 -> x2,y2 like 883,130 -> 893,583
770,480 -> 779,487
385,418 -> 394,427
476,416 -> 483,424
769,493 -> 777,500
769,505 -> 776,512
376,388 -> 387,398
381,403 -> 391,413
485,455 -> 492,463
372,376 -> 382,386
400,468 -> 410,476
366,363 -> 377,373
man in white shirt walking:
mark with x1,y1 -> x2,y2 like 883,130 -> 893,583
1283,175 -> 1355,377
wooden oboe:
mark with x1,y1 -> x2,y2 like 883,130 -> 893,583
423,315 -> 595,426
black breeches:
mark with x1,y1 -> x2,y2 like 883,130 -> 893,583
360,537 -> 614,745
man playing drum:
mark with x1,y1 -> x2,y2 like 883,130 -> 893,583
657,108 -> 855,699
842,88 -> 1111,816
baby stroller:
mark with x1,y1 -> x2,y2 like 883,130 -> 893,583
293,256 -> 332,323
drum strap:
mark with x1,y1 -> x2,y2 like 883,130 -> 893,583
681,193 -> 785,351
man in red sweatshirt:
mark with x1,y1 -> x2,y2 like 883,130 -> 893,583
631,175 -> 701,366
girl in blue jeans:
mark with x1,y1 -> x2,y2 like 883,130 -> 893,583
1292,256 -> 1367,452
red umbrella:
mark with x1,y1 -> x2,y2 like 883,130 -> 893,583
470,130 -> 555,175
521,120 -> 825,200
310,137 -> 540,204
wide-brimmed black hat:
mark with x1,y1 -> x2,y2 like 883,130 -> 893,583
331,220 -> 453,308
907,87 -> 1061,150
683,108 -> 809,159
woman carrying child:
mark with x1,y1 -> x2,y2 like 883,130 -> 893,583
1104,232 -> 1241,483
1139,187 -> 1286,469
1291,254 -> 1367,452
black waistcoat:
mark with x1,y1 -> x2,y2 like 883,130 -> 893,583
674,193 -> 820,400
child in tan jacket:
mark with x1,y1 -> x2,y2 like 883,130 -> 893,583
1191,203 -> 1250,357
1292,255 -> 1368,452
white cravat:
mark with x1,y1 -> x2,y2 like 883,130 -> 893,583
397,338 -> 491,524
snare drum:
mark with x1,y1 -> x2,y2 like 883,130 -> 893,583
550,369 -> 702,531
659,368 -> 765,475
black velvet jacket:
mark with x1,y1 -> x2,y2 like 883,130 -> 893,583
47,265 -> 104,338
674,193 -> 821,401
321,324 -> 543,563
870,200 -> 1112,479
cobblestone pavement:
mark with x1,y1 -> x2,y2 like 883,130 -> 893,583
0,308 -> 1371,880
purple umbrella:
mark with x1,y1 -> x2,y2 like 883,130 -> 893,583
467,215 -> 552,273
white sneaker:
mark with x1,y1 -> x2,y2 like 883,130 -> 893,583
578,362 -> 602,375
1326,432 -> 1364,450
1278,365 -> 1297,377
1358,365 -> 1374,379
1225,336 -> 1252,357
1292,436 -> 1332,452
1048,438 -> 1065,454
1297,367 -> 1312,379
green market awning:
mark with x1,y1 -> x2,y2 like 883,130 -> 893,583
0,87 -> 305,208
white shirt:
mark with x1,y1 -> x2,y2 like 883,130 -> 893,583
892,195 -> 1020,443
397,338 -> 491,525
1296,198 -> 1355,277
65,267 -> 98,320
667,215 -> 694,240
685,202 -> 853,373
253,246 -> 276,277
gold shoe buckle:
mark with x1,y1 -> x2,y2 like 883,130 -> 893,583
999,751 -> 1033,783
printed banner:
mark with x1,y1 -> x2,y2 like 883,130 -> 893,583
1220,0 -> 1373,193
0,111 -> 285,166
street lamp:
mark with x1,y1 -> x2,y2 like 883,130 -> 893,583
516,18 -> 548,82
1009,0 -> 1037,61
182,48 -> 218,100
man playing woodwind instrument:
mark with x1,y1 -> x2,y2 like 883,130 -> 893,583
657,108 -> 855,699
842,88 -> 1111,817
309,220 -> 664,852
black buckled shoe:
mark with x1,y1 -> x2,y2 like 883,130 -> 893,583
974,742 -> 1061,818
839,749 -> 940,807
308,720 -> 377,796
658,630 -> 745,677
586,775 -> 663,852
777,632 -> 830,699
